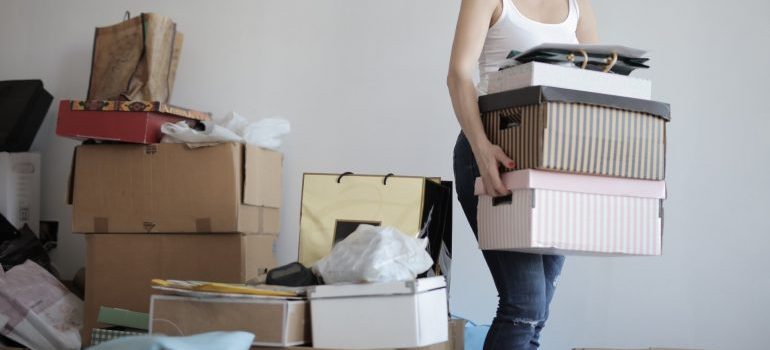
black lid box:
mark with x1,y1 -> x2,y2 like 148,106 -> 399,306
478,86 -> 671,180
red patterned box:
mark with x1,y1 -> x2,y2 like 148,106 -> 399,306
56,100 -> 209,144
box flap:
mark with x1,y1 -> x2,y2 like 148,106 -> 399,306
308,276 -> 446,299
474,170 -> 666,199
478,86 -> 670,120
243,145 -> 282,208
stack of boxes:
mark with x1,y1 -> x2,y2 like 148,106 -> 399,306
147,277 -> 463,350
146,170 -> 459,349
62,116 -> 283,344
476,57 -> 670,255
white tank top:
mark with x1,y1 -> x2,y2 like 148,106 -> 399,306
478,0 -> 580,94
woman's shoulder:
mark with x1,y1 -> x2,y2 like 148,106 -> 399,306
576,0 -> 593,17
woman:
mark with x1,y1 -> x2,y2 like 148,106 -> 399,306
447,0 -> 598,349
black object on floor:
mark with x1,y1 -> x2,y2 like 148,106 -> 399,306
266,262 -> 319,287
0,213 -> 21,242
0,221 -> 53,275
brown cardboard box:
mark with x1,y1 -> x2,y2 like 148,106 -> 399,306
71,142 -> 281,234
249,318 -> 466,350
151,295 -> 309,347
83,233 -> 277,345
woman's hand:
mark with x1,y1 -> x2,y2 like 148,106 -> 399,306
473,139 -> 515,197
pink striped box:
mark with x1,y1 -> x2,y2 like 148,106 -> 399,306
474,170 -> 665,256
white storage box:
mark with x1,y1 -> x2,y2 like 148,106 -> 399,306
0,152 -> 40,235
475,170 -> 665,256
487,62 -> 652,100
308,277 -> 448,349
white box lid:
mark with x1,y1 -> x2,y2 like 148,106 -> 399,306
475,170 -> 666,199
308,277 -> 446,299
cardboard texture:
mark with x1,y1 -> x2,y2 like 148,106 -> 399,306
308,277 -> 449,349
476,170 -> 665,256
71,142 -> 281,234
0,152 -> 40,235
82,233 -> 277,345
55,100 -> 201,144
298,173 -> 452,267
487,62 -> 652,99
249,318 -> 464,350
150,295 -> 309,347
478,86 -> 670,180
0,80 -> 53,152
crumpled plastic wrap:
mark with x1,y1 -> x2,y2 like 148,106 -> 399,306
313,225 -> 434,284
161,112 -> 290,150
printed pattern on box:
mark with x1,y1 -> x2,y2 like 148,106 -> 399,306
482,102 -> 666,180
69,100 -> 210,121
478,188 -> 663,256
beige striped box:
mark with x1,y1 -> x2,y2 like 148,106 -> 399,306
475,170 -> 666,256
479,86 -> 670,180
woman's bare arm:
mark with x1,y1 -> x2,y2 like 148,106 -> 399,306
576,0 -> 599,43
447,0 -> 514,197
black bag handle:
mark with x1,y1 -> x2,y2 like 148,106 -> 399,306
336,172 -> 396,185
336,172 -> 354,183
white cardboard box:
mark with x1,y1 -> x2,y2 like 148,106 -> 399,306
0,152 -> 40,235
476,170 -> 666,256
308,277 -> 448,349
487,62 -> 652,100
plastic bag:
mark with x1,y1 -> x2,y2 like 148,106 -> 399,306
313,225 -> 433,284
160,120 -> 241,144
0,260 -> 82,350
0,215 -> 54,274
0,213 -> 20,242
86,331 -> 253,350
161,112 -> 290,150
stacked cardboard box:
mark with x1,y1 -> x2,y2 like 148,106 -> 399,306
67,142 -> 282,345
476,61 -> 670,256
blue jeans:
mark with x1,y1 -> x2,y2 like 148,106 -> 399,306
453,133 -> 565,350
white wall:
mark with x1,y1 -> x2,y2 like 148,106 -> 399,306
2,1 -> 769,349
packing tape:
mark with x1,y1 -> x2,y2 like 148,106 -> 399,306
195,218 -> 212,233
94,217 -> 109,233
142,222 -> 156,233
